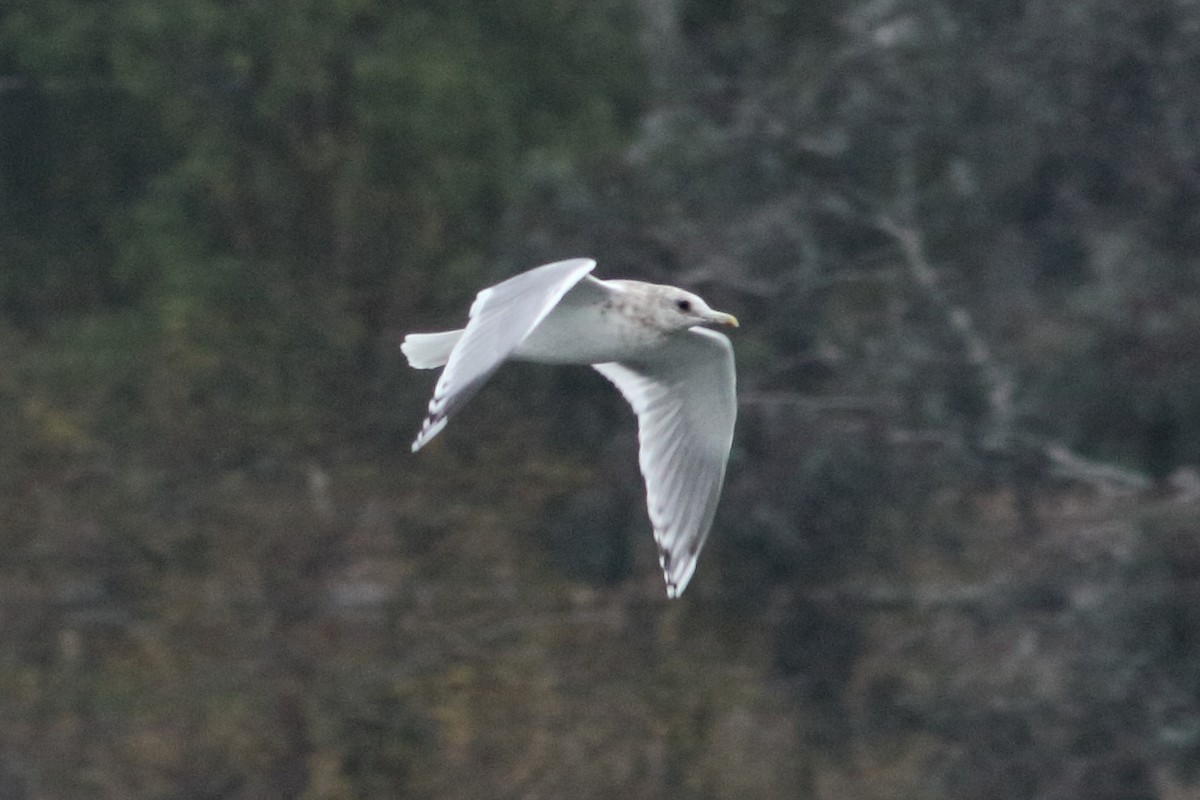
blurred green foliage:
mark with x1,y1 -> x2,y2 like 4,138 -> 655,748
1,0 -> 642,464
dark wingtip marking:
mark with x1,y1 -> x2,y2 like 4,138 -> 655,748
410,388 -> 454,451
412,407 -> 448,452
660,548 -> 682,597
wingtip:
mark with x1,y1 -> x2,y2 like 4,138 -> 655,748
411,415 -> 447,453
662,557 -> 688,598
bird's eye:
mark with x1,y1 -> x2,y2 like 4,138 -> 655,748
675,299 -> 692,312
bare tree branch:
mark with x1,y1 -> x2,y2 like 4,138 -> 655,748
872,214 -> 1153,498
875,213 -> 1017,452
1044,444 -> 1150,495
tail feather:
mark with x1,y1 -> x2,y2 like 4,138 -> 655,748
401,329 -> 464,369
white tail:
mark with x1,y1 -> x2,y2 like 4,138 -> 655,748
401,329 -> 464,369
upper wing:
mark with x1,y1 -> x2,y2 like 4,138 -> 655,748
412,258 -> 596,451
593,327 -> 736,597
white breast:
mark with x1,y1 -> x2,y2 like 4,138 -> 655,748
514,299 -> 666,365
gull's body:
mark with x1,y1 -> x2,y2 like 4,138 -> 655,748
402,258 -> 738,597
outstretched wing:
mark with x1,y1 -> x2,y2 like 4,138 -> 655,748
593,327 -> 736,597
412,258 -> 597,451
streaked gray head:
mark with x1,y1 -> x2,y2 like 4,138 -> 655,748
615,281 -> 740,333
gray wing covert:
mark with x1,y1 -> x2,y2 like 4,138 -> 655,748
412,258 -> 596,451
593,327 -> 736,597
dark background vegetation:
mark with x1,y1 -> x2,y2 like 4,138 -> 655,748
3,0 -> 1200,797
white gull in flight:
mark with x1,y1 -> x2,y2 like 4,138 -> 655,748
402,258 -> 738,597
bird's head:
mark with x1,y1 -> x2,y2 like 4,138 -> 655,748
656,287 -> 740,332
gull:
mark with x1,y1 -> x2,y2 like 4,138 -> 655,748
402,258 -> 738,597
